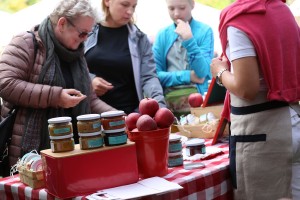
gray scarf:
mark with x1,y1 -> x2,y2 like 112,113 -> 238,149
22,17 -> 91,153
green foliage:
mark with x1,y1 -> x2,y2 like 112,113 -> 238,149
196,0 -> 295,9
0,0 -> 40,13
195,0 -> 234,10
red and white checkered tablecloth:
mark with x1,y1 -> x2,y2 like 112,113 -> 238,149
0,140 -> 232,200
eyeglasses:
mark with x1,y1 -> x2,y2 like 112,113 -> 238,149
65,18 -> 93,39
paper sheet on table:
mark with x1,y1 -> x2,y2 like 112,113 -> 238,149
99,177 -> 183,199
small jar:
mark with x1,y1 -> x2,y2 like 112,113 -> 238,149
77,114 -> 101,133
79,132 -> 104,150
169,134 -> 182,153
101,110 -> 125,130
50,134 -> 74,153
185,138 -> 206,157
103,128 -> 127,146
168,151 -> 183,167
48,117 -> 73,136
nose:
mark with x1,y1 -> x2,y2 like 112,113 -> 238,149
174,9 -> 180,17
127,7 -> 135,15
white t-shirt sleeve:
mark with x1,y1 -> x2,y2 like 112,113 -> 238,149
227,26 -> 256,62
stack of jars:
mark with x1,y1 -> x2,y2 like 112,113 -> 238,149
77,114 -> 103,150
100,110 -> 127,146
168,134 -> 183,167
48,117 -> 75,153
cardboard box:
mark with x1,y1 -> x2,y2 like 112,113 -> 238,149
41,142 -> 139,199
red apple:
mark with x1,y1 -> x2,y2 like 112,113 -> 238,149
188,93 -> 203,108
125,112 -> 142,131
136,114 -> 157,131
154,108 -> 174,128
139,97 -> 159,117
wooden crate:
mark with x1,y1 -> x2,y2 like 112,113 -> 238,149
18,166 -> 45,189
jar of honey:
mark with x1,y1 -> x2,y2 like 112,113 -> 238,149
48,117 -> 73,137
50,134 -> 74,153
101,110 -> 125,130
79,132 -> 103,150
103,128 -> 127,146
185,138 -> 206,157
77,114 -> 101,133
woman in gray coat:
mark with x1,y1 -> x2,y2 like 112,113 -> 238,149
84,0 -> 166,114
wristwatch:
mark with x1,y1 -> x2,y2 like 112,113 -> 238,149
216,68 -> 228,87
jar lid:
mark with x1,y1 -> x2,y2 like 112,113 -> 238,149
101,110 -> 125,118
169,134 -> 181,142
48,116 -> 71,124
78,131 -> 102,137
77,114 -> 100,121
168,151 -> 183,157
185,138 -> 205,147
50,133 -> 74,140
103,127 -> 126,134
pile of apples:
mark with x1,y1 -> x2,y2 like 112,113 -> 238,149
125,98 -> 175,131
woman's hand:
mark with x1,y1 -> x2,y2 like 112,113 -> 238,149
190,70 -> 205,84
210,57 -> 229,78
92,77 -> 114,96
58,89 -> 87,108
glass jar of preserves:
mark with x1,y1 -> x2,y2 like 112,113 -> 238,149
185,138 -> 206,157
168,151 -> 183,167
50,134 -> 75,153
101,110 -> 125,131
48,117 -> 73,137
169,134 -> 182,153
77,114 -> 101,133
103,128 -> 127,146
79,132 -> 104,150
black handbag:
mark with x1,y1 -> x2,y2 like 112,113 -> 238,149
0,107 -> 18,177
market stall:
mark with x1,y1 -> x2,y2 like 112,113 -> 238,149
0,139 -> 231,200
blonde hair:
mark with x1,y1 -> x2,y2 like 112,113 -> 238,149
50,0 -> 97,24
101,0 -> 135,24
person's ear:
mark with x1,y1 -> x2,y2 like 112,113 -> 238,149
191,0 -> 195,9
57,17 -> 67,32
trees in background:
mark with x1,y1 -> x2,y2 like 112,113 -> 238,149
196,0 -> 295,9
0,0 -> 40,13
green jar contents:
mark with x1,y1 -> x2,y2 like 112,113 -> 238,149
185,138 -> 206,157
79,132 -> 103,150
77,114 -> 101,133
50,134 -> 75,153
103,128 -> 127,146
168,151 -> 183,167
101,110 -> 125,131
48,117 -> 73,137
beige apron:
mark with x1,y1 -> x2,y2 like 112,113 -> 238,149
230,92 -> 292,200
